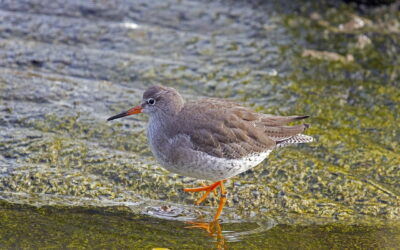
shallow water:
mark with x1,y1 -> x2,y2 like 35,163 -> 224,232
0,0 -> 399,248
0,200 -> 399,249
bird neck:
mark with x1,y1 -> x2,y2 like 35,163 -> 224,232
148,111 -> 173,138
147,112 -> 174,163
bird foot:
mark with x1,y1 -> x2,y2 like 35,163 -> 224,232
183,180 -> 225,205
183,180 -> 227,221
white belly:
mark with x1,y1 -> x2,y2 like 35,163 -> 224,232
165,150 -> 272,181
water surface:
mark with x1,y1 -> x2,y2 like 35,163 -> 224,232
0,0 -> 399,248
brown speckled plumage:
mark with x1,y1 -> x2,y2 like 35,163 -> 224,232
169,99 -> 309,159
109,85 -> 313,181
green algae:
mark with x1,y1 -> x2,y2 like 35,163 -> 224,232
0,200 -> 399,249
2,112 -> 397,221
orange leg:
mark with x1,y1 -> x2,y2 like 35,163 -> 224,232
202,182 -> 218,196
183,181 -> 222,194
213,181 -> 227,221
183,180 -> 227,221
184,181 -> 228,248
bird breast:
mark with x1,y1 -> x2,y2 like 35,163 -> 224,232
147,117 -> 169,163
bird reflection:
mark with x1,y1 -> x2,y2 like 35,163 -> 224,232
186,220 -> 227,249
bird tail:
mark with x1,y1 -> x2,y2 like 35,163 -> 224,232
275,134 -> 314,148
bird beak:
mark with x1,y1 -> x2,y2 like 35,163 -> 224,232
107,105 -> 142,121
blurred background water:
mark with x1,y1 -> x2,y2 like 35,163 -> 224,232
0,0 -> 399,248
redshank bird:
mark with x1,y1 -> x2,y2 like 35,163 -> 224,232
107,85 -> 313,222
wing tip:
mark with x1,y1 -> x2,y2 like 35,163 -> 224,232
295,115 -> 310,120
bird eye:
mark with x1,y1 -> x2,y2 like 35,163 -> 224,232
147,98 -> 156,105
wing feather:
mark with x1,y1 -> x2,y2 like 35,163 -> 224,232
169,99 -> 311,159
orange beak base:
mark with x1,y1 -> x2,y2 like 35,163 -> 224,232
107,105 -> 142,121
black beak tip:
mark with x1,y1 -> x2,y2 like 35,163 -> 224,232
107,116 -> 118,121
107,111 -> 128,122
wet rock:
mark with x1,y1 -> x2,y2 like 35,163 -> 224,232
302,49 -> 354,63
355,34 -> 372,49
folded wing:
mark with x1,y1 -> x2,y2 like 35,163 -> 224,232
171,99 -> 312,159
